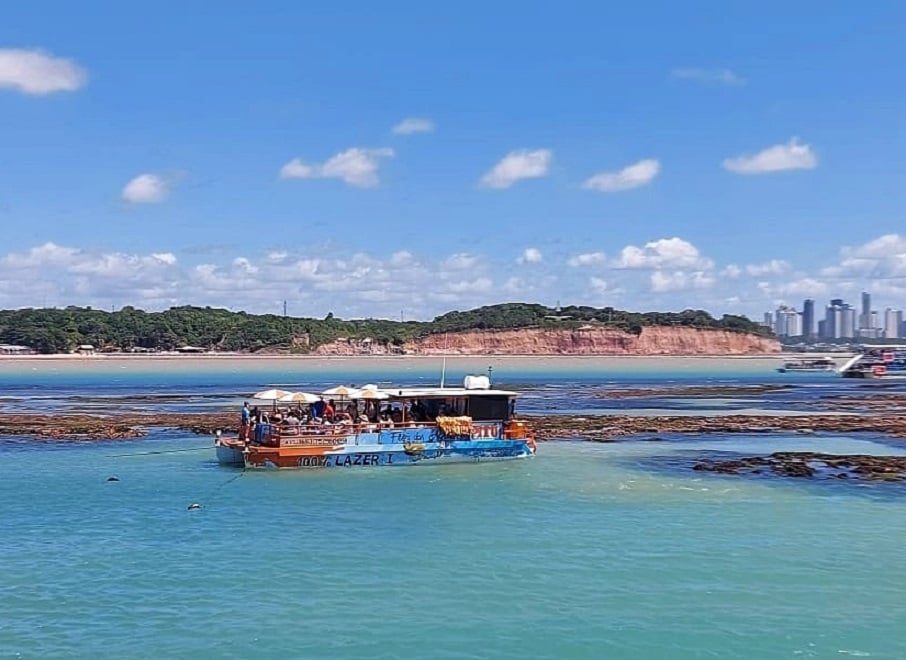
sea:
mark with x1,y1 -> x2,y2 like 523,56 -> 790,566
2,356 -> 905,659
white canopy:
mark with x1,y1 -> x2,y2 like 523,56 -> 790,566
252,388 -> 292,401
350,389 -> 389,400
321,385 -> 361,398
277,391 -> 321,404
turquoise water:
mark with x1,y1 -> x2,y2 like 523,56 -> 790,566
2,360 -> 906,658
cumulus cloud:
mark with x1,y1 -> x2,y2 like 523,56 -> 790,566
582,159 -> 660,192
723,138 -> 817,174
745,259 -> 791,276
517,248 -> 543,264
650,270 -> 715,293
11,232 -> 906,323
589,277 -> 609,294
568,252 -> 607,267
121,173 -> 169,204
443,253 -> 480,270
280,147 -> 394,188
392,118 -> 434,135
671,67 -> 745,86
0,48 -> 87,95
616,237 -> 713,270
822,233 -> 906,279
480,149 -> 552,189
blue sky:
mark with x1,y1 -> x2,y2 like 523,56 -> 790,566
2,1 -> 906,320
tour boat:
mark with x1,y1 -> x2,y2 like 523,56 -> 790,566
776,357 -> 838,373
838,344 -> 906,379
215,376 -> 536,469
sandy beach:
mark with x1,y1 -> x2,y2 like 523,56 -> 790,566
0,353 -> 829,376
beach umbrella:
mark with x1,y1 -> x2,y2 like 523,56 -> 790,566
252,388 -> 292,401
350,389 -> 389,400
277,391 -> 321,404
252,388 -> 292,410
321,385 -> 361,398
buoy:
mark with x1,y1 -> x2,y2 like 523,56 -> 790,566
106,476 -> 120,482
187,503 -> 202,510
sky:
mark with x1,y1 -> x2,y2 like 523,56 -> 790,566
2,1 -> 906,321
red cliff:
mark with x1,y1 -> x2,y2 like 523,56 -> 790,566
311,326 -> 780,356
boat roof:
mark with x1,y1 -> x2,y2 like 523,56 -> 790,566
859,344 -> 906,349
381,387 -> 518,398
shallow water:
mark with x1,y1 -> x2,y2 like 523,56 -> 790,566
2,358 -> 906,658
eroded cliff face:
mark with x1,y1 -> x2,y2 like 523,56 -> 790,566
311,326 -> 780,356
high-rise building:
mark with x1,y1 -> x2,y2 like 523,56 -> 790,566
860,291 -> 871,329
885,308 -> 904,339
824,299 -> 855,339
841,307 -> 856,338
774,306 -> 802,337
802,299 -> 815,339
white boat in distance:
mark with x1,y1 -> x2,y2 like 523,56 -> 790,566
776,357 -> 837,373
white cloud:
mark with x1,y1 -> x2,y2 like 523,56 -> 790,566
443,253 -> 480,270
279,147 -> 394,188
10,232 -> 906,324
0,48 -> 87,95
517,248 -> 543,264
745,259 -> 791,276
152,253 -> 177,266
616,237 -> 713,270
822,233 -> 906,279
589,277 -> 609,294
392,118 -> 434,135
722,138 -> 817,174
671,67 -> 745,86
722,264 -> 742,278
480,149 -> 552,189
582,159 -> 660,192
122,174 -> 169,204
650,270 -> 715,293
568,252 -> 607,267
389,250 -> 415,266
772,278 -> 830,298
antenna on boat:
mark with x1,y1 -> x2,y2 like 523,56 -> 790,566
440,333 -> 448,388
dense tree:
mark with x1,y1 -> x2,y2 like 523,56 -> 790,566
0,303 -> 771,354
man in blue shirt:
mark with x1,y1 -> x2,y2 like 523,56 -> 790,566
240,401 -> 251,440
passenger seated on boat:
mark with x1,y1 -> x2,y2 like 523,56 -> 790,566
335,412 -> 353,426
391,410 -> 403,425
410,400 -> 426,421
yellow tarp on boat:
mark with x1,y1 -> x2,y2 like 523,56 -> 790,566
436,415 -> 472,436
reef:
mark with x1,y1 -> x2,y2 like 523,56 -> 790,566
530,413 -> 906,442
0,412 -> 236,441
692,452 -> 906,481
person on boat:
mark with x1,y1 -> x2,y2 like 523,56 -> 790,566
324,399 -> 335,421
240,402 -> 251,441
312,397 -> 325,420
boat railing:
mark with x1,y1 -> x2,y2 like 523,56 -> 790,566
250,418 -> 527,447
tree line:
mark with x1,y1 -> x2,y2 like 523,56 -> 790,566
0,303 -> 771,354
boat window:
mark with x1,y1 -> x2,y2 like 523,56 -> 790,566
467,395 -> 511,421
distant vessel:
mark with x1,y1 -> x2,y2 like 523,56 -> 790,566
215,376 -> 536,469
837,344 -> 906,379
776,357 -> 837,373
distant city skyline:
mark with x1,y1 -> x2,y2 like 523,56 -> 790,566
765,292 -> 906,340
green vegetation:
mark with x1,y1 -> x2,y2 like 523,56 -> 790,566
0,303 -> 771,354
